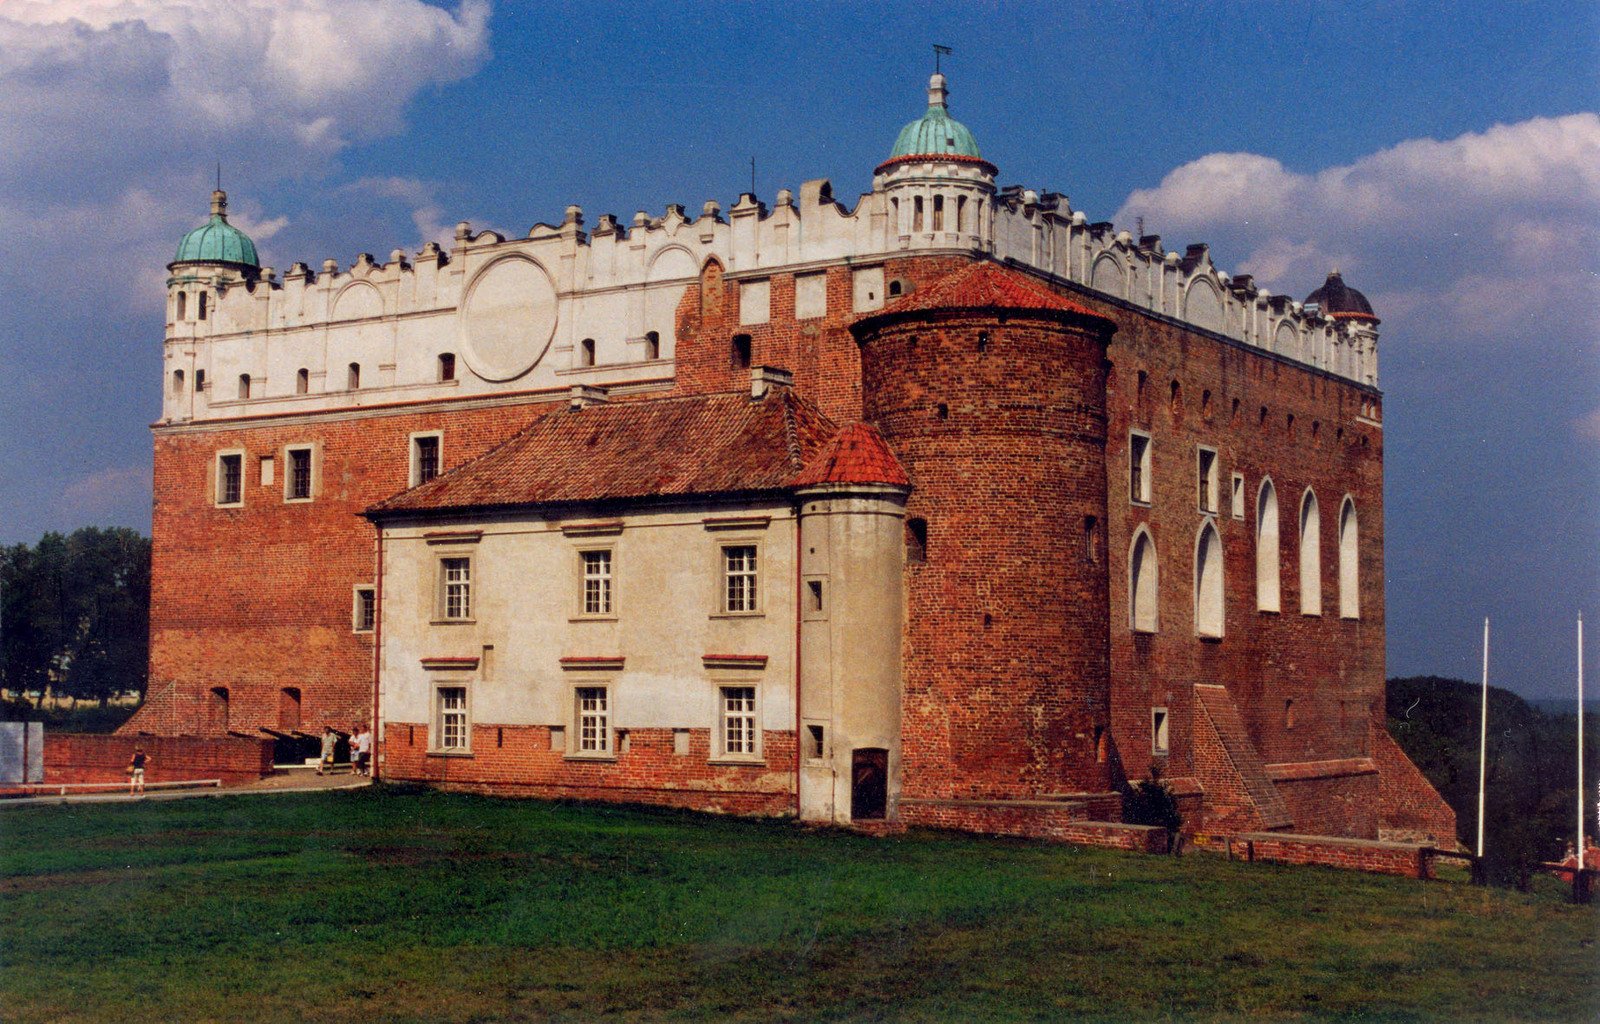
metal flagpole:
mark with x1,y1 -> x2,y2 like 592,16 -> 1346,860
1579,614 -> 1585,871
1477,617 -> 1489,859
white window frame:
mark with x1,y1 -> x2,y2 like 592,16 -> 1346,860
569,684 -> 614,759
719,543 -> 762,615
712,683 -> 762,763
409,431 -> 443,488
576,547 -> 615,618
1129,430 -> 1152,505
1129,525 -> 1159,633
283,443 -> 316,503
352,585 -> 376,634
1152,707 -> 1170,755
1196,446 -> 1219,514
1338,495 -> 1360,620
214,449 -> 245,508
433,684 -> 471,753
435,554 -> 473,623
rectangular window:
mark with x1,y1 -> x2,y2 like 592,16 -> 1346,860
1129,432 -> 1152,504
440,557 -> 471,620
576,686 -> 609,753
216,452 -> 243,506
412,434 -> 441,487
581,549 -> 613,615
1152,707 -> 1169,755
287,446 -> 313,501
437,687 -> 468,751
1231,472 -> 1246,520
353,586 -> 376,633
806,724 -> 826,761
721,686 -> 757,756
1197,447 -> 1219,514
723,545 -> 759,613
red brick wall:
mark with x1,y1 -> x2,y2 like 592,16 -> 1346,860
1075,285 -> 1384,833
1371,719 -> 1460,847
381,723 -> 794,816
900,798 -> 1169,852
1233,831 -> 1431,878
43,733 -> 273,786
1271,769 -> 1379,839
130,397 -> 563,739
859,310 -> 1114,801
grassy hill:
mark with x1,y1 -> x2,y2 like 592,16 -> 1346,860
2,787 -> 1595,1023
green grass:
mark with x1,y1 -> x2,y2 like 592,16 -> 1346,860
1,788 -> 1595,1023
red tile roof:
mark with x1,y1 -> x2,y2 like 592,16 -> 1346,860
883,259 -> 1109,322
368,389 -> 837,516
792,422 -> 910,488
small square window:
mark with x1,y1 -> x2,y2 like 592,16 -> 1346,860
581,549 -> 613,616
723,545 -> 759,613
806,579 -> 824,614
806,724 -> 826,761
1129,432 -> 1152,504
438,557 -> 471,621
353,586 -> 376,633
436,687 -> 469,752
1152,707 -> 1169,755
216,452 -> 243,506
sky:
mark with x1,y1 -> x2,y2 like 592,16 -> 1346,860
0,1 -> 1595,699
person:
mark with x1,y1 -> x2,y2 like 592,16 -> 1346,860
354,724 -> 372,777
127,747 -> 148,796
318,726 -> 337,775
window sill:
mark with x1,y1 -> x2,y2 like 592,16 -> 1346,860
1197,633 -> 1223,643
1340,614 -> 1361,621
1257,608 -> 1281,616
352,628 -> 374,636
1131,627 -> 1158,636
710,611 -> 765,620
568,615 -> 618,623
1130,499 -> 1151,508
427,749 -> 473,758
1301,612 -> 1323,618
214,502 -> 244,510
283,497 -> 314,505
430,619 -> 477,626
564,752 -> 617,763
709,756 -> 765,767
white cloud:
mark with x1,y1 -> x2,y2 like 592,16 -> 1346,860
56,463 -> 151,519
1115,113 -> 1600,343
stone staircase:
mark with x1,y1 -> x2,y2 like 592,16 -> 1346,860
1194,684 -> 1293,831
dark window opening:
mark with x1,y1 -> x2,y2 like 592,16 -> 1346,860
732,334 -> 752,369
348,363 -> 361,389
177,291 -> 187,321
355,587 -> 376,632
218,453 -> 242,505
288,448 -> 312,500
438,353 -> 456,382
414,435 -> 440,486
171,369 -> 184,395
209,686 -> 230,734
295,368 -> 309,395
1083,516 -> 1099,563
906,517 -> 928,564
912,196 -> 924,232
580,338 -> 596,367
195,370 -> 206,392
806,579 -> 824,613
645,331 -> 660,360
238,374 -> 252,400
932,195 -> 945,231
977,331 -> 989,354
936,402 -> 949,420
1169,380 -> 1181,414
1201,389 -> 1212,418
197,292 -> 208,320
888,279 -> 902,297
807,724 -> 825,760
851,748 -> 888,820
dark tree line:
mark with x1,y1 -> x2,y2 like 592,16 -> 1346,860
1388,675 -> 1599,888
0,528 -> 150,707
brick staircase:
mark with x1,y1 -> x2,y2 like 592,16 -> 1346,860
1194,684 -> 1293,832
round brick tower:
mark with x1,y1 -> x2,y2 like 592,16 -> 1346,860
852,261 -> 1117,802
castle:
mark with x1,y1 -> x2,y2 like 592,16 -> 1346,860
131,72 -> 1456,845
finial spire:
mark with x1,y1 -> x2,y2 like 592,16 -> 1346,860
210,188 -> 228,220
933,43 -> 951,74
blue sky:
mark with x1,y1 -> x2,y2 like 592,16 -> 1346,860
0,1 -> 1595,699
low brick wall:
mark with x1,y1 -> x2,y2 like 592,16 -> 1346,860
1229,831 -> 1432,879
41,734 -> 274,788
900,798 -> 1169,853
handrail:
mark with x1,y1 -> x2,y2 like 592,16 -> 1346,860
11,779 -> 223,796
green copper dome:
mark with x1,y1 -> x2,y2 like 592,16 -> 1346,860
172,191 -> 259,268
887,73 -> 983,161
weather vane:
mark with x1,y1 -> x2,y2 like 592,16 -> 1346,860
933,43 -> 951,73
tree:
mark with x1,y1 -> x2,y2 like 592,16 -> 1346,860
0,528 -> 149,705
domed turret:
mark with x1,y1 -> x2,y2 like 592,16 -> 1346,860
872,73 -> 996,250
1304,270 -> 1377,323
877,73 -> 995,175
171,190 -> 259,274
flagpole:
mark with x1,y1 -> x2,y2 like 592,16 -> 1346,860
1579,614 -> 1585,871
1477,617 -> 1489,860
